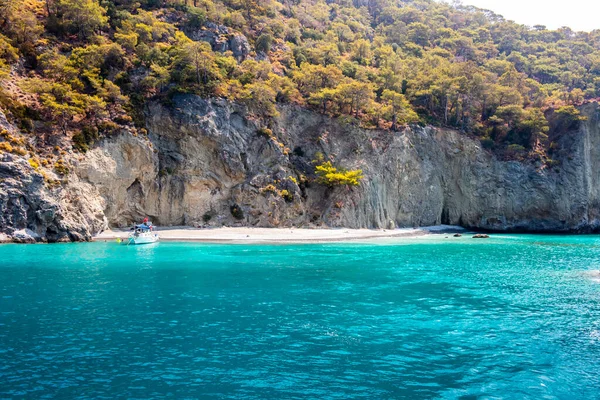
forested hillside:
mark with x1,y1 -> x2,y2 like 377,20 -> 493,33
0,0 -> 597,167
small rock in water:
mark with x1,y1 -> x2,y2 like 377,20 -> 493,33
453,233 -> 462,237
472,233 -> 490,239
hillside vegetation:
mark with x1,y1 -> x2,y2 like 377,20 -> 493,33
0,0 -> 596,167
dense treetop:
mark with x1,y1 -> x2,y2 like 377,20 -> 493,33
0,0 -> 596,161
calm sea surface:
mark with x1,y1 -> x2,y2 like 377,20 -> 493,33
1,235 -> 600,399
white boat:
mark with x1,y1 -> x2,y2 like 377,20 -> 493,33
128,230 -> 159,245
126,222 -> 159,245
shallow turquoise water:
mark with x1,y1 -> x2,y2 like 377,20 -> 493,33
1,235 -> 600,399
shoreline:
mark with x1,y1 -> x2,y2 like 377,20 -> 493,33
93,225 -> 467,244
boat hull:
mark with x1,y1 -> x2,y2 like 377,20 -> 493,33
127,233 -> 159,245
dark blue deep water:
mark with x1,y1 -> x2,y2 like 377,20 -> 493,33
1,235 -> 600,399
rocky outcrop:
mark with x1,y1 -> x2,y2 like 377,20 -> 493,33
0,107 -> 107,243
76,134 -> 158,227
185,23 -> 251,61
0,153 -> 106,242
4,95 -> 600,242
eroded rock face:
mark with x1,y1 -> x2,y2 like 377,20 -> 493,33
0,153 -> 107,242
1,107 -> 108,242
76,134 -> 158,227
4,96 -> 600,242
185,23 -> 251,61
77,95 -> 600,232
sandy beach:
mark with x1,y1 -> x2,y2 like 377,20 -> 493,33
93,225 -> 466,243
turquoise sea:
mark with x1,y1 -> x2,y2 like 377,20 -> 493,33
1,235 -> 600,399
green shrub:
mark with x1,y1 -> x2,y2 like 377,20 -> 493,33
554,106 -> 587,132
256,33 -> 273,53
114,114 -> 133,125
54,159 -> 69,175
260,184 -> 278,194
507,144 -> 526,153
314,161 -> 363,187
28,158 -> 39,169
280,189 -> 293,202
186,7 -> 206,29
0,142 -> 13,153
480,137 -> 494,149
72,134 -> 88,152
257,127 -> 273,138
18,118 -> 34,132
97,121 -> 119,134
72,126 -> 99,153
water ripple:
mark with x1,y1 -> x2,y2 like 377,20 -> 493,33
0,236 -> 600,398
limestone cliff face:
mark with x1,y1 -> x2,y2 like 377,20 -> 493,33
75,96 -> 600,232
0,109 -> 106,243
3,95 -> 600,242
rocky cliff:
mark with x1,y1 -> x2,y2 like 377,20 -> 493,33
0,111 -> 106,243
3,96 -> 600,242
